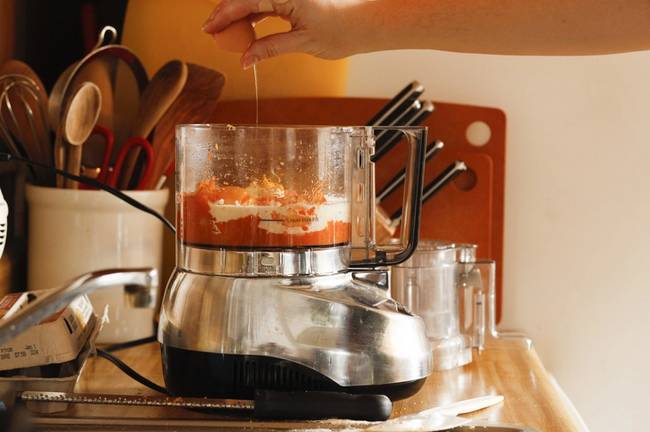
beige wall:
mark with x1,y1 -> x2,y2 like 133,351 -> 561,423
346,50 -> 650,431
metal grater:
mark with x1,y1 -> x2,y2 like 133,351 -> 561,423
21,391 -> 255,411
22,386 -> 393,421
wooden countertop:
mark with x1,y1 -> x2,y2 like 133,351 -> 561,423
33,338 -> 581,431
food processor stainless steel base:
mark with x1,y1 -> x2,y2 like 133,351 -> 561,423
158,265 -> 432,400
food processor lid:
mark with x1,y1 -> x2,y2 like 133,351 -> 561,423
454,243 -> 478,263
395,240 -> 478,268
414,240 -> 456,251
175,123 -> 372,133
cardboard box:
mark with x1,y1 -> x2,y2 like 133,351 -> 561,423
0,319 -> 100,413
0,290 -> 96,371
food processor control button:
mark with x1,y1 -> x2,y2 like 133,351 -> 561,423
260,255 -> 277,267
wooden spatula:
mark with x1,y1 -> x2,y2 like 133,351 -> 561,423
143,63 -> 225,190
117,60 -> 187,189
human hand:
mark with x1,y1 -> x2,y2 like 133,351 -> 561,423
202,0 -> 372,68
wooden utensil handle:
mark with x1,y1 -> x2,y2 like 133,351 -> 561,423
54,133 -> 66,188
64,145 -> 83,189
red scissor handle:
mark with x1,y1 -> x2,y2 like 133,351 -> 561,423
92,125 -> 114,183
108,136 -> 155,190
79,124 -> 114,189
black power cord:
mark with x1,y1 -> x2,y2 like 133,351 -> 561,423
104,335 -> 158,353
96,348 -> 169,395
0,153 -> 176,234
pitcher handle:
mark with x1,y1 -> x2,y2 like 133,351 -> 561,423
350,126 -> 427,268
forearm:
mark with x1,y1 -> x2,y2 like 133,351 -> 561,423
352,0 -> 650,55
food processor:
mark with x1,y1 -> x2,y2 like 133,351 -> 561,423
391,241 -> 495,370
158,124 -> 432,399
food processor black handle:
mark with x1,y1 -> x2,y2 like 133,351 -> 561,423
385,128 -> 426,266
253,390 -> 392,421
350,127 -> 427,268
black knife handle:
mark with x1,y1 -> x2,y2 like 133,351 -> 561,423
372,101 -> 434,162
253,390 -> 392,421
376,139 -> 444,202
366,81 -> 424,126
390,160 -> 467,221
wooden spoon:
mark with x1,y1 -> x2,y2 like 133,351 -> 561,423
0,60 -> 50,165
143,63 -> 225,190
61,82 -> 102,188
117,60 -> 188,189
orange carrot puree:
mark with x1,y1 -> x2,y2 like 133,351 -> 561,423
181,179 -> 350,248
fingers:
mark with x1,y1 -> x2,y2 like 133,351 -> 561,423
203,0 -> 260,33
241,30 -> 311,69
203,0 -> 294,34
205,0 -> 306,67
248,12 -> 275,25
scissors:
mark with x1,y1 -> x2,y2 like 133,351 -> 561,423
82,125 -> 114,183
77,124 -> 113,189
81,125 -> 154,190
107,136 -> 155,189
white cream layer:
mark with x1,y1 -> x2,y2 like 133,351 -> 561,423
208,200 -> 350,235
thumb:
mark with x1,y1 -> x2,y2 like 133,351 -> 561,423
241,31 -> 310,68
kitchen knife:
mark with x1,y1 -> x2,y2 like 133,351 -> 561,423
375,86 -> 425,127
373,101 -> 435,162
20,390 -> 393,421
366,81 -> 424,126
373,99 -> 421,146
390,160 -> 467,222
376,140 -> 444,202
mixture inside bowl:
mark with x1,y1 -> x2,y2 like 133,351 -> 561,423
180,177 -> 351,249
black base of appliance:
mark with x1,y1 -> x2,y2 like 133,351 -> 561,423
161,345 -> 425,401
